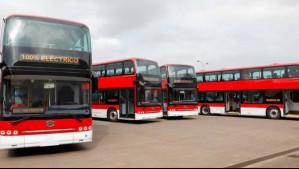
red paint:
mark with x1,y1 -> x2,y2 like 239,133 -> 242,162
92,104 -> 161,114
197,78 -> 299,91
240,104 -> 283,109
168,105 -> 198,111
98,75 -> 136,88
198,103 -> 225,107
0,118 -> 92,136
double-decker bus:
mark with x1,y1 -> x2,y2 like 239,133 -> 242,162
160,64 -> 198,117
0,15 -> 92,149
197,63 -> 299,119
92,58 -> 163,121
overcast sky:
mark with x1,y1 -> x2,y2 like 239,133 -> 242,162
1,0 -> 299,71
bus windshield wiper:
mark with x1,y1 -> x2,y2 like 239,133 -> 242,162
68,113 -> 82,122
11,117 -> 31,124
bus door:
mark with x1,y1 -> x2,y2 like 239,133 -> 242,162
284,90 -> 299,115
120,89 -> 135,119
162,90 -> 168,115
225,91 -> 241,114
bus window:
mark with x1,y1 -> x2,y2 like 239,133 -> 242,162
93,65 -> 106,77
206,92 -> 223,102
160,67 -> 167,79
124,61 -> 134,75
242,91 -> 264,104
107,63 -> 123,76
263,67 -> 285,79
291,90 -> 299,103
205,73 -> 221,82
106,89 -> 119,104
288,66 -> 299,78
196,74 -> 203,82
92,90 -> 105,104
242,69 -> 261,80
251,69 -> 262,80
198,92 -> 205,102
265,90 -> 282,103
222,71 -> 240,81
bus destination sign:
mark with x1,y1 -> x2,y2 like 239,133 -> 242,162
20,53 -> 80,65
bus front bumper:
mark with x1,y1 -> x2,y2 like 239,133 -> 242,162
0,130 -> 92,150
165,110 -> 199,117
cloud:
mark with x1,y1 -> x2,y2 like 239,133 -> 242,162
1,0 -> 299,71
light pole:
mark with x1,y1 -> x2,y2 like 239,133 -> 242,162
197,61 -> 208,71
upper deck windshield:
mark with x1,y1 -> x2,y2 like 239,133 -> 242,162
168,66 -> 196,79
136,60 -> 160,76
3,16 -> 91,52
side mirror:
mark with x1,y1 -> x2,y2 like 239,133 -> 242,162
0,52 -> 5,68
91,72 -> 98,93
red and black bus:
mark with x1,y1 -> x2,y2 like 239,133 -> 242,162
92,58 -> 163,121
197,63 -> 299,119
160,64 -> 198,117
0,15 -> 92,149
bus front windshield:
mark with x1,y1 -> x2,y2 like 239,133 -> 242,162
4,17 -> 91,52
168,66 -> 196,79
3,75 -> 90,116
137,87 -> 161,106
136,60 -> 160,76
169,88 -> 197,105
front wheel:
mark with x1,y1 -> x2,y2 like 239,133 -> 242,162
267,107 -> 281,119
201,105 -> 211,115
108,108 -> 119,122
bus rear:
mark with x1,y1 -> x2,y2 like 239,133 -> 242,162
0,15 -> 92,149
160,65 -> 198,117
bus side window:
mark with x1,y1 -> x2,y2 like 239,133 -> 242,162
124,61 -> 134,75
288,66 -> 299,78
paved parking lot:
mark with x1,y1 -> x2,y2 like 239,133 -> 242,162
1,115 -> 299,168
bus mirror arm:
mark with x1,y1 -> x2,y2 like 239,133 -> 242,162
133,80 -> 145,87
0,52 -> 5,68
167,83 -> 175,88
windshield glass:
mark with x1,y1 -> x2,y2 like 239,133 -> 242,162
137,87 -> 161,106
3,75 -> 90,115
4,17 -> 91,52
169,88 -> 197,104
168,66 -> 196,78
136,60 -> 160,76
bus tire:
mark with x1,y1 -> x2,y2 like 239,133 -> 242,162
267,107 -> 281,119
108,108 -> 119,122
201,105 -> 211,115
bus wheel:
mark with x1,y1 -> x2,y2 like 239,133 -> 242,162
108,108 -> 119,122
267,107 -> 281,119
201,105 -> 211,115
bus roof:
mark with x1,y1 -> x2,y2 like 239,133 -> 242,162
93,57 -> 158,66
197,62 -> 299,74
5,14 -> 88,28
161,64 -> 194,68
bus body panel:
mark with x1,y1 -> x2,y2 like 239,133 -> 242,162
98,75 -> 136,89
92,105 -> 162,120
198,78 -> 299,91
0,118 -> 92,149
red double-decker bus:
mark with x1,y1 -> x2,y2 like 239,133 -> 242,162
92,58 -> 163,121
160,64 -> 198,117
197,63 -> 299,119
0,15 -> 93,149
